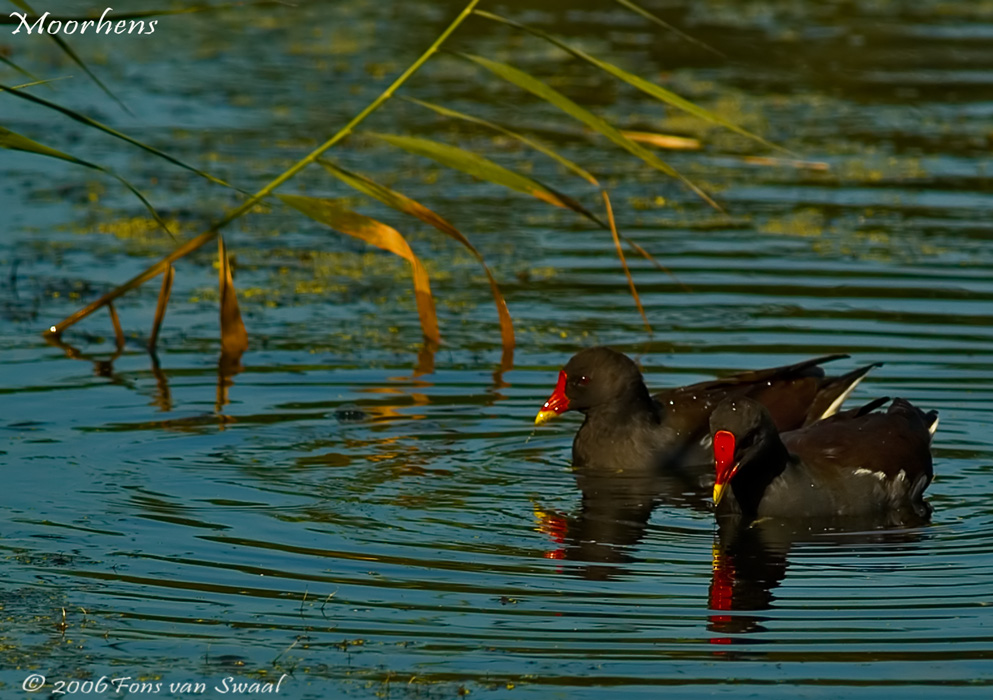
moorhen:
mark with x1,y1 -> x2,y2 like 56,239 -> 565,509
710,396 -> 938,519
535,347 -> 879,478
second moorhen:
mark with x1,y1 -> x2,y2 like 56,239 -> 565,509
535,347 -> 879,478
710,396 -> 939,519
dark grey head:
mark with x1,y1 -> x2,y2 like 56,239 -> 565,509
560,347 -> 648,413
710,397 -> 780,449
535,347 -> 651,424
710,397 -> 784,506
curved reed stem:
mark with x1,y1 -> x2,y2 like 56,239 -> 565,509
45,0 -> 482,338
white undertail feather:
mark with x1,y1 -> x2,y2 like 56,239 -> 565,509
929,416 -> 940,440
817,371 -> 871,421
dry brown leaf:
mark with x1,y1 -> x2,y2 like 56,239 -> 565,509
621,130 -> 701,151
218,235 -> 248,368
148,264 -> 175,352
108,302 -> 125,351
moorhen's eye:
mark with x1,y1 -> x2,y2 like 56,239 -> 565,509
578,375 -> 590,386
735,432 -> 757,453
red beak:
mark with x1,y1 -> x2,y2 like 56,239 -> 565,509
535,370 -> 570,425
712,429 -> 738,504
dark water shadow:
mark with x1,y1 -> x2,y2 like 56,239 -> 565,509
535,461 -> 713,580
707,509 -> 932,645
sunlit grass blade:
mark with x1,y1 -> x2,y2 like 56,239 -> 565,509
7,0 -> 130,114
0,126 -> 174,238
318,159 -> 514,363
623,130 -> 700,151
473,12 -> 783,154
603,191 -> 651,333
457,52 -> 721,210
0,125 -> 87,164
368,132 -> 605,225
278,194 -> 441,346
108,302 -> 125,351
404,97 -> 600,187
10,76 -> 72,90
148,265 -> 175,352
0,84 -> 240,191
218,235 -> 248,368
611,0 -> 726,59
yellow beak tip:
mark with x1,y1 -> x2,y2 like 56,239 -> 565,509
534,410 -> 557,426
713,483 -> 726,505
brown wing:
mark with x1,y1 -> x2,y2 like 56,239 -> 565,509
781,398 -> 935,484
651,354 -> 849,439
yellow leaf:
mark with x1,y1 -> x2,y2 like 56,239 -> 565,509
278,195 -> 440,346
319,161 -> 512,365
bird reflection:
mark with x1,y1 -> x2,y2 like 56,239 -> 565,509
708,508 -> 931,642
535,460 -> 932,629
535,461 -> 713,580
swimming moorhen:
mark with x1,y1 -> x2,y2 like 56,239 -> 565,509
710,396 -> 938,519
535,347 -> 879,476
